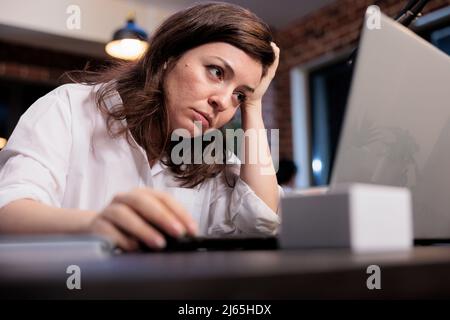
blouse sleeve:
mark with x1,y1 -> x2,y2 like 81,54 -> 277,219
207,155 -> 283,236
0,88 -> 72,209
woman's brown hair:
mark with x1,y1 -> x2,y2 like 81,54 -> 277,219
65,2 -> 275,188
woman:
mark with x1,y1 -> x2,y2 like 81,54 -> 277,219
0,2 -> 282,251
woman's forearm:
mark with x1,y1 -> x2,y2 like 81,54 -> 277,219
240,106 -> 279,213
0,199 -> 96,234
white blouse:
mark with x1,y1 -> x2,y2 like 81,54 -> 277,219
0,83 -> 281,236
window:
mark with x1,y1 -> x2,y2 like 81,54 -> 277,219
308,59 -> 353,186
415,6 -> 450,55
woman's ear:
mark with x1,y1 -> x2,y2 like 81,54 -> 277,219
163,61 -> 167,70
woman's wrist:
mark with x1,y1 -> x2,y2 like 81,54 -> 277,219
73,209 -> 97,233
241,102 -> 263,121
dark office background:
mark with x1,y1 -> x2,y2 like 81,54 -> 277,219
0,40 -> 106,144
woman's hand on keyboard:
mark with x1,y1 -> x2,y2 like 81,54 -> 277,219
88,188 -> 198,251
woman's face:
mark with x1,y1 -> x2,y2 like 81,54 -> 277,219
163,42 -> 263,136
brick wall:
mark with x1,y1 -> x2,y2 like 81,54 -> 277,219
0,40 -> 104,84
273,0 -> 449,159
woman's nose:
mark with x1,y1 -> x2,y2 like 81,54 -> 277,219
208,93 -> 231,112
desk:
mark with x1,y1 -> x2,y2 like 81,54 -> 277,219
1,246 -> 450,299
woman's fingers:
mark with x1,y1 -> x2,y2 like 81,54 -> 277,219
91,188 -> 199,251
102,202 -> 167,250
91,217 -> 139,251
246,42 -> 281,107
269,42 -> 280,76
112,189 -> 189,238
150,190 -> 198,237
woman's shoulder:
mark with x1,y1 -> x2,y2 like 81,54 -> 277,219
18,83 -> 108,131
44,82 -> 120,112
30,83 -> 97,109
50,83 -> 99,101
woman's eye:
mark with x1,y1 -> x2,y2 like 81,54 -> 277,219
207,65 -> 224,80
235,92 -> 246,104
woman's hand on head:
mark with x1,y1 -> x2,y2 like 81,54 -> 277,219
242,42 -> 280,111
88,188 -> 198,251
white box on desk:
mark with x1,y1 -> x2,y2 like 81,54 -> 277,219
279,184 -> 413,253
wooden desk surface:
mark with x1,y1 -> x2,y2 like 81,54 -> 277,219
2,246 -> 450,299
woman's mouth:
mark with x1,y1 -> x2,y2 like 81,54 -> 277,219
191,109 -> 211,129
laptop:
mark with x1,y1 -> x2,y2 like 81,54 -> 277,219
331,12 -> 450,240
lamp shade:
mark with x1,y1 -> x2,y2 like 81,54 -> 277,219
105,14 -> 149,61
0,137 -> 7,149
